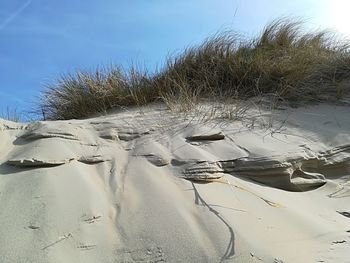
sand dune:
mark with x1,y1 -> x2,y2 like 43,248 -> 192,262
0,103 -> 349,262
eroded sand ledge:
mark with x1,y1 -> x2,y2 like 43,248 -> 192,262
0,103 -> 349,262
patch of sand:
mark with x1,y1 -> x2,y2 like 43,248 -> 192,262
0,103 -> 349,262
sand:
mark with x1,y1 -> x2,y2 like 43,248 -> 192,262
0,102 -> 349,262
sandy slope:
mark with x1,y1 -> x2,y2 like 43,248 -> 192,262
0,103 -> 349,262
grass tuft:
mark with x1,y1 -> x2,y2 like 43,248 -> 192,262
40,66 -> 155,120
39,17 -> 350,120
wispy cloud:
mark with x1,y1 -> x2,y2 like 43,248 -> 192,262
0,0 -> 33,31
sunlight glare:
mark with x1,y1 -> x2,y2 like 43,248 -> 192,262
330,0 -> 350,36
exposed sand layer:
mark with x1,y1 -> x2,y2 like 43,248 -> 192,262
0,103 -> 350,262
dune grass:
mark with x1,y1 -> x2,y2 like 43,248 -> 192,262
0,107 -> 22,122
39,18 -> 350,120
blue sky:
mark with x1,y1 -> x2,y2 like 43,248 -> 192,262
0,0 -> 348,118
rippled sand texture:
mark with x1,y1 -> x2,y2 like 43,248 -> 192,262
0,103 -> 349,262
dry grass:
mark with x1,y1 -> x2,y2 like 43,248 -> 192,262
40,66 -> 155,120
39,17 -> 350,120
0,107 -> 22,122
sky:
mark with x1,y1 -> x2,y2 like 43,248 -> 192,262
0,0 -> 349,119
